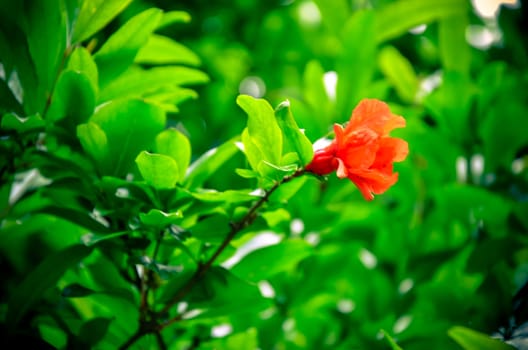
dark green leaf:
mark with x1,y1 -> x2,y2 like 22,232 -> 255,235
78,317 -> 113,347
191,214 -> 230,243
7,244 -> 93,327
61,283 -> 96,298
46,70 -> 95,125
1,113 -> 44,133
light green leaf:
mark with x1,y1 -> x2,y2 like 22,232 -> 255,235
378,46 -> 418,103
448,326 -> 516,350
90,99 -> 166,176
231,239 -> 312,282
375,0 -> 468,43
77,122 -> 109,165
336,10 -> 377,117
99,66 -> 209,102
72,0 -> 132,43
158,11 -> 192,29
67,46 -> 99,92
136,34 -> 201,66
135,151 -> 180,189
439,14 -> 470,75
237,94 -> 283,171
155,129 -> 191,181
275,100 -> 313,166
46,70 -> 95,124
139,209 -> 183,228
190,189 -> 259,203
94,8 -> 163,86
7,244 -> 93,328
380,330 -> 404,350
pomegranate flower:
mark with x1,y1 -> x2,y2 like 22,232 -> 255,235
306,99 -> 408,201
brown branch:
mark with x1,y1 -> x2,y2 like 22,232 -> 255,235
156,169 -> 305,326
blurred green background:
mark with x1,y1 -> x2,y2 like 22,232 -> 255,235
1,0 -> 528,349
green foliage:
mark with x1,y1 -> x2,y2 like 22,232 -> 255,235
1,0 -> 527,349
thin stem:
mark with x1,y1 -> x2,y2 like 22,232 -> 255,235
157,169 -> 305,326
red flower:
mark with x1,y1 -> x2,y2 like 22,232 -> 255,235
306,99 -> 408,201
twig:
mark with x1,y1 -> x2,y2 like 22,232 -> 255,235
157,169 -> 305,326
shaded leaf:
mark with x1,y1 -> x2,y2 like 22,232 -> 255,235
139,209 -> 183,228
7,244 -> 93,327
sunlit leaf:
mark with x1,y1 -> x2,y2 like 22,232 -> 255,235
94,8 -> 163,86
136,151 -> 180,189
231,239 -> 312,282
136,34 -> 201,66
72,0 -> 132,43
155,128 -> 191,181
448,326 -> 516,350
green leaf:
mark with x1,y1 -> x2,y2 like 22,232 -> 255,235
380,330 -> 404,350
6,244 -> 93,328
448,326 -> 516,350
439,14 -> 470,75
72,0 -> 132,43
77,122 -> 109,166
157,11 -> 191,29
313,0 -> 349,35
99,66 -> 209,102
231,239 -> 312,282
135,151 -> 180,189
190,189 -> 259,203
67,46 -> 99,93
191,214 -> 230,243
155,129 -> 191,181
94,8 -> 163,86
1,113 -> 44,133
139,209 -> 183,228
378,46 -> 418,103
61,283 -> 96,298
188,267 -> 268,319
89,99 -> 166,176
46,70 -> 96,125
25,0 -> 67,101
275,100 -> 313,166
135,34 -> 201,66
375,0 -> 468,43
81,231 -> 129,246
78,317 -> 113,347
237,95 -> 283,176
184,140 -> 239,189
336,10 -> 377,116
